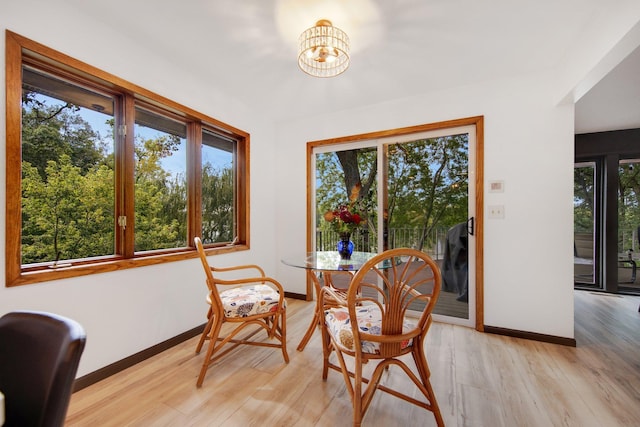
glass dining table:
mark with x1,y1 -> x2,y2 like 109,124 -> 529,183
281,251 -> 390,351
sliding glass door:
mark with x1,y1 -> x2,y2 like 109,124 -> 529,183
574,162 -> 598,286
618,159 -> 640,291
311,123 -> 479,327
573,157 -> 640,294
383,131 -> 473,323
575,131 -> 640,295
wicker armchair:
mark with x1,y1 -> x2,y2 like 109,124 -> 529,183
320,248 -> 444,426
194,237 -> 289,387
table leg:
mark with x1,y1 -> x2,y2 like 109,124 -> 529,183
297,270 -> 323,351
296,270 -> 354,351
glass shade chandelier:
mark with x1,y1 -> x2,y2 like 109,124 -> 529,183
298,19 -> 350,78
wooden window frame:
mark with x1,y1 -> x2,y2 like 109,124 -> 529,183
5,30 -> 250,287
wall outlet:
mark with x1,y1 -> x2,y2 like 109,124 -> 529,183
488,205 -> 505,219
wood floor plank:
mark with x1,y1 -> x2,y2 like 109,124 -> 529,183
66,291 -> 640,426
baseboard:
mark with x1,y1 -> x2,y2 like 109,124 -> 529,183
73,324 -> 205,392
484,325 -> 577,347
284,291 -> 307,300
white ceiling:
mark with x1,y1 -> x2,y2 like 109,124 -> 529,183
575,44 -> 640,134
62,0 -> 639,133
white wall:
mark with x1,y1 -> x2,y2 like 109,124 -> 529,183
0,1 -> 279,377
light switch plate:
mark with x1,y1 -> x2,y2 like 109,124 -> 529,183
489,180 -> 504,193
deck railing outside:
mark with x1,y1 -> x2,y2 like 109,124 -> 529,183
315,227 -> 449,261
620,228 -> 639,253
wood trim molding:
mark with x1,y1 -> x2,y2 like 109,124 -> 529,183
484,325 -> 577,347
284,292 -> 307,300
475,116 -> 485,331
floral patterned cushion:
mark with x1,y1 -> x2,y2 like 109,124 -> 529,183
324,305 -> 416,354
220,284 -> 283,317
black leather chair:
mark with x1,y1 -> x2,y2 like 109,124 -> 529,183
442,222 -> 469,302
0,311 -> 86,427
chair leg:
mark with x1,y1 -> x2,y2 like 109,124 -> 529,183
424,377 -> 445,427
352,356 -> 364,427
195,311 -> 213,354
196,320 -> 223,387
267,310 -> 289,363
413,344 -> 444,427
279,310 -> 290,363
321,320 -> 332,379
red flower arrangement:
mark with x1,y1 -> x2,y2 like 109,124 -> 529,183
323,185 -> 365,234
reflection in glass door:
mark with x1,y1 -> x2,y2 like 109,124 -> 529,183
574,162 -> 597,285
618,159 -> 640,291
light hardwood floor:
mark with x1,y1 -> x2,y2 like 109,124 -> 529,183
66,290 -> 640,426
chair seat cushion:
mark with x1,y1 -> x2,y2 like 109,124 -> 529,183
220,284 -> 283,317
324,305 -> 416,354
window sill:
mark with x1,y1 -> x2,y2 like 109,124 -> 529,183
7,243 -> 249,287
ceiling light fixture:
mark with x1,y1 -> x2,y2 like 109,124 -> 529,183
298,19 -> 350,78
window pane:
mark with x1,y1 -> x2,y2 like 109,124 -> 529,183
21,66 -> 115,264
314,148 -> 378,252
618,159 -> 640,289
201,129 -> 235,244
134,107 -> 187,251
386,134 -> 469,319
574,162 -> 596,285
8,33 -> 251,286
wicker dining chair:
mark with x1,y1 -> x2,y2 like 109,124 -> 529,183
320,248 -> 444,426
194,237 -> 289,387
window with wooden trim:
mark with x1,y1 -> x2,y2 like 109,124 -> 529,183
5,31 -> 250,287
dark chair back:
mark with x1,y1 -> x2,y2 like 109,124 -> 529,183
0,311 -> 86,427
442,221 -> 469,301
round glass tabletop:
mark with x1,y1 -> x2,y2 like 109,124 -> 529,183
281,251 -> 393,272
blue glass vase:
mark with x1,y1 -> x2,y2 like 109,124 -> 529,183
337,232 -> 354,260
